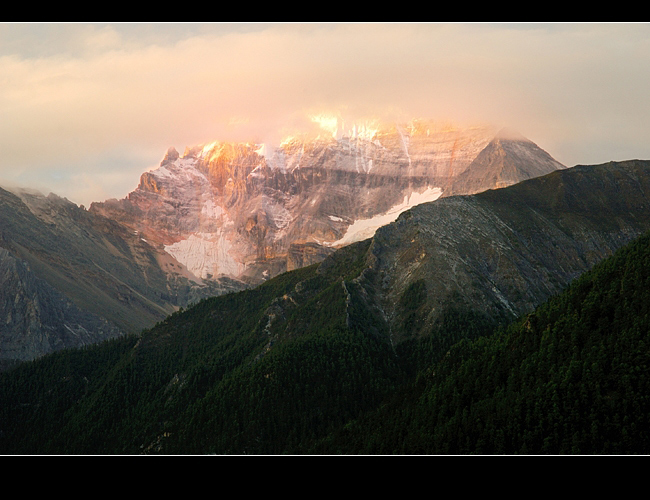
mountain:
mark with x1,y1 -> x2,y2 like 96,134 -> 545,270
442,127 -> 568,196
0,119 -> 564,365
2,159 -> 650,454
360,159 -> 650,353
90,121 -> 565,285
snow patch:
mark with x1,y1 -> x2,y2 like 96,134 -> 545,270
164,232 -> 245,280
151,166 -> 174,179
150,156 -> 209,185
326,186 -> 443,247
248,163 -> 265,178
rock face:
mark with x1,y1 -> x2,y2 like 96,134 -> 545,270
442,128 -> 567,196
91,120 -> 566,286
0,247 -> 122,369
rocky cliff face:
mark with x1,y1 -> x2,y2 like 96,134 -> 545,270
90,120 -> 566,286
442,128 -> 567,196
0,247 -> 122,369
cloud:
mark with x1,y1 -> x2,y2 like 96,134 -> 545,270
2,22 -> 650,205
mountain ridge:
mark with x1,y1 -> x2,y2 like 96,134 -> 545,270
360,159 -> 650,350
442,130 -> 566,196
90,121 -> 565,285
0,185 -> 244,364
311,228 -> 650,454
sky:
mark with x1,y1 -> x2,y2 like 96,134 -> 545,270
2,22 -> 650,207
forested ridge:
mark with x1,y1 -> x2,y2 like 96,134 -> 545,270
2,229 -> 650,454
313,230 -> 650,454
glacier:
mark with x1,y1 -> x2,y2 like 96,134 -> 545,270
327,186 -> 443,247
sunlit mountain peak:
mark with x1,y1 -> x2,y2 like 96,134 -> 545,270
307,112 -> 384,143
309,113 -> 340,139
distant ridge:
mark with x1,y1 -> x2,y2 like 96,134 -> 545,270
443,128 -> 566,196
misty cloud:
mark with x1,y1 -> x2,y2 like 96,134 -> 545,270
2,22 -> 650,206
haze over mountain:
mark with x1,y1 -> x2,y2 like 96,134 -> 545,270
5,23 -> 650,208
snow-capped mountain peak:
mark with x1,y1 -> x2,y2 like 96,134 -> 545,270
90,120 -> 565,285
